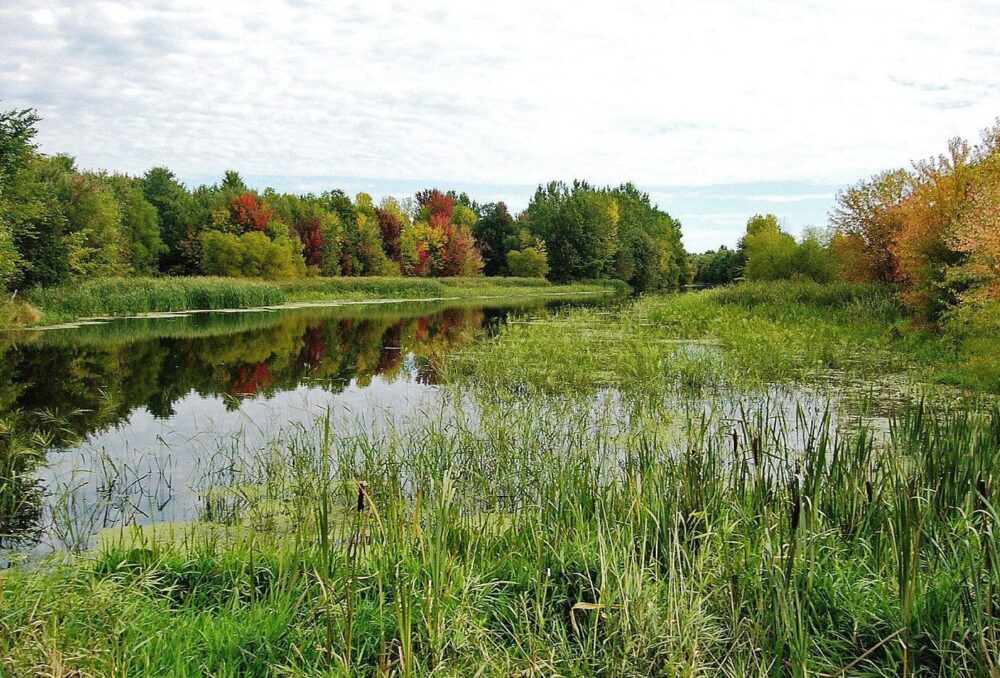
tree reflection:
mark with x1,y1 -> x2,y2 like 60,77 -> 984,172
0,305 -> 494,446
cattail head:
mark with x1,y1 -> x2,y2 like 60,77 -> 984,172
357,481 -> 368,512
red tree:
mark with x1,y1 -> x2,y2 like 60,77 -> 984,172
416,189 -> 454,220
375,207 -> 404,264
230,192 -> 274,232
295,216 -> 326,267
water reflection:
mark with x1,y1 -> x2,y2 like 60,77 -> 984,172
0,296 -> 603,559
1,304 -> 511,444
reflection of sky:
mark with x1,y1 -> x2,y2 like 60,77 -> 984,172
197,174 -> 838,253
37,364 -> 441,556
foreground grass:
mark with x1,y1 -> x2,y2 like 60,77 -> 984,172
2,393 -> 999,675
9,276 -> 626,327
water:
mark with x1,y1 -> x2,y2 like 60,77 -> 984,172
0,295 -> 609,561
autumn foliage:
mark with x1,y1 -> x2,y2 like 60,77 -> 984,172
229,192 -> 274,232
831,122 -> 1000,320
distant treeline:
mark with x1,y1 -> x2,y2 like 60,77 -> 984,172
691,120 -> 1000,325
0,108 -> 688,293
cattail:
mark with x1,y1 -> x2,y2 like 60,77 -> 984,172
976,475 -> 989,510
751,435 -> 761,467
731,429 -> 738,455
790,472 -> 801,532
357,481 -> 367,512
866,480 -> 873,504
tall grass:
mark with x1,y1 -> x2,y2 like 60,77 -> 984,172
2,280 -> 998,674
26,277 -> 285,321
15,276 -> 622,327
2,393 -> 998,675
451,281 -> 982,396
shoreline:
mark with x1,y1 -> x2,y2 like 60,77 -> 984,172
2,277 -> 627,331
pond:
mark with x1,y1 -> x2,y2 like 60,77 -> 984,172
0,294 -> 613,562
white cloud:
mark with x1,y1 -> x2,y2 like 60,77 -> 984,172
2,0 -> 998,248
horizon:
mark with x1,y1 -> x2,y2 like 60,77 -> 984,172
4,0 -> 998,252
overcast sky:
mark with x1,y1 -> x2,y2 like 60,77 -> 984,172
3,1 -> 999,251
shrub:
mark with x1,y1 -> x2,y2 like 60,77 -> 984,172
506,247 -> 549,278
202,231 -> 306,280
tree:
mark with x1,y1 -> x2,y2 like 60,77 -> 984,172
105,175 -> 165,276
607,183 -> 686,291
521,181 -> 618,282
741,214 -> 797,281
0,108 -> 40,287
830,169 -> 910,282
892,138 -> 971,319
950,144 -> 1000,304
793,230 -> 838,283
141,167 -> 194,273
228,192 -> 274,232
375,203 -> 405,265
59,168 -> 126,279
691,246 -> 744,285
7,155 -> 70,287
472,202 -> 518,276
202,230 -> 306,279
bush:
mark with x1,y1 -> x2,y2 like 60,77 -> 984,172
506,247 -> 549,278
202,231 -> 306,280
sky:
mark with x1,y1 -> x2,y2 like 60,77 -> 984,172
2,1 -> 999,252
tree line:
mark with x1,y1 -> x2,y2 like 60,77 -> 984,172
0,108 -> 689,294
691,119 -> 1000,324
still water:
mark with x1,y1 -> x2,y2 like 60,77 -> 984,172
0,295 -> 609,561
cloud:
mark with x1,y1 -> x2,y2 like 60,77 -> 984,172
2,0 -> 998,249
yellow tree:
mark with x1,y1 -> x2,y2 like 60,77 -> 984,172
950,138 -> 1000,304
830,169 -> 910,282
891,138 -> 972,319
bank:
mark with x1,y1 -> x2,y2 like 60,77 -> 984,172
0,276 -> 630,329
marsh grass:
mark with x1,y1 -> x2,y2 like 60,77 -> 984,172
450,281 -> 987,397
25,277 -> 285,323
2,392 -> 999,675
13,276 -> 624,328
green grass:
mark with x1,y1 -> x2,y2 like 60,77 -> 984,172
23,277 -> 286,323
450,280 -> 992,396
10,276 -> 623,328
2,393 -> 999,675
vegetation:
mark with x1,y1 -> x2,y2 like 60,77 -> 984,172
4,99 -> 1000,676
2,282 -> 1000,675
15,276 -> 622,327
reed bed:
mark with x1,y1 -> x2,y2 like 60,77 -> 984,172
14,276 -> 621,328
25,277 -> 285,322
2,391 -> 999,675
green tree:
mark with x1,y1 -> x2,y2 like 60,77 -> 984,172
106,175 -> 165,275
202,231 -> 307,279
793,230 -> 839,283
0,108 -> 40,287
741,214 -> 798,280
473,202 -> 518,276
60,168 -> 125,278
691,246 -> 745,285
141,167 -> 194,273
521,181 -> 618,282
